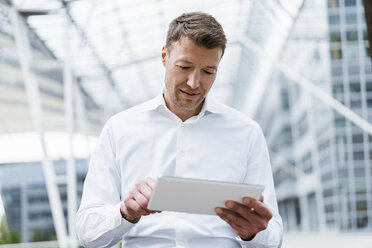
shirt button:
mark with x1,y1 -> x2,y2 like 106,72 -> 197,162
179,151 -> 186,157
177,240 -> 185,247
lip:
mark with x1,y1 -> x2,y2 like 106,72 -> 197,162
180,89 -> 200,99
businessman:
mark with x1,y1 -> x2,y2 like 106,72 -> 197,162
76,12 -> 283,248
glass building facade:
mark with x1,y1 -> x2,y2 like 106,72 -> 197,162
0,159 -> 87,242
256,0 -> 372,232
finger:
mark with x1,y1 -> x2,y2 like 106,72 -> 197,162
218,205 -> 270,235
125,198 -> 148,217
224,201 -> 265,226
259,195 -> 264,202
215,207 -> 251,230
132,192 -> 152,214
141,178 -> 159,213
138,182 -> 153,201
145,177 -> 156,190
242,198 -> 272,219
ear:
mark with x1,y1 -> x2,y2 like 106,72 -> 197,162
161,46 -> 167,66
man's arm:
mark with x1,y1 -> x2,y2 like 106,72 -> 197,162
216,123 -> 283,247
76,120 -> 135,248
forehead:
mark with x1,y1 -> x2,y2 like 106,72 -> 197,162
168,37 -> 222,67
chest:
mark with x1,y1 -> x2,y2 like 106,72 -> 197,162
116,122 -> 249,195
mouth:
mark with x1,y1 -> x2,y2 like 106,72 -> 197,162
180,89 -> 200,99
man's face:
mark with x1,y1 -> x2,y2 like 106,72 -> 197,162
162,37 -> 222,118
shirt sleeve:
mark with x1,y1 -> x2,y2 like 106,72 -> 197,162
237,123 -> 283,248
76,119 -> 136,248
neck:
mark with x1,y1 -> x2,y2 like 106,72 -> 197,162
163,93 -> 204,122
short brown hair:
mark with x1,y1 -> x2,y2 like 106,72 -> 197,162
166,12 -> 227,57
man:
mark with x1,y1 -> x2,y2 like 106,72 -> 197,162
76,12 -> 283,248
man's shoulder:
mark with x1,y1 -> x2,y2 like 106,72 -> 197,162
108,97 -> 157,125
209,98 -> 259,128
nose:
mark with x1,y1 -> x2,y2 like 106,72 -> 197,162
187,71 -> 200,89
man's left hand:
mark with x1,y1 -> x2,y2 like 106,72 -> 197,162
215,195 -> 272,241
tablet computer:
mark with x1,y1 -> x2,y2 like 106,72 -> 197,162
148,176 -> 265,215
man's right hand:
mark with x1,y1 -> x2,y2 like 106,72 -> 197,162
120,177 -> 160,223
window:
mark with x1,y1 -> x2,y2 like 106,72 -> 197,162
331,48 -> 342,59
353,151 -> 364,160
345,12 -> 357,24
350,100 -> 361,108
325,203 -> 334,213
328,0 -> 339,8
354,166 -> 365,177
346,30 -> 358,42
349,82 -> 360,92
348,64 -> 360,75
352,134 -> 364,143
344,0 -> 356,7
335,117 -> 345,127
363,30 -> 368,41
321,171 -> 333,182
329,13 -> 340,25
356,201 -> 367,212
338,168 -> 348,177
366,82 -> 372,91
330,32 -> 341,43
323,188 -> 334,198
333,84 -> 344,94
357,216 -> 368,228
332,65 -> 343,76
302,152 -> 313,174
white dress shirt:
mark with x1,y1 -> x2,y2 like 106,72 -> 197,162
76,93 -> 283,248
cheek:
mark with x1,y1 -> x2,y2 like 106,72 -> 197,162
202,77 -> 216,92
172,73 -> 188,86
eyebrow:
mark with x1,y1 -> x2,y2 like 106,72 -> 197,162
176,60 -> 217,70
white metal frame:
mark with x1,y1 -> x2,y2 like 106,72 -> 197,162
64,11 -> 78,248
11,8 -> 68,248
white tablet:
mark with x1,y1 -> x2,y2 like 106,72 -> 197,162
148,176 -> 265,215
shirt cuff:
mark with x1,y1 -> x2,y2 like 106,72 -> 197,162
235,229 -> 282,248
235,235 -> 262,248
107,202 -> 137,235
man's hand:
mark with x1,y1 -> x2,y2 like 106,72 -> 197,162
215,195 -> 272,241
120,177 -> 160,223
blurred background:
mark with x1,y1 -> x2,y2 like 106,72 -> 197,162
0,0 -> 372,247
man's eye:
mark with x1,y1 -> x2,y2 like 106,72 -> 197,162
204,70 -> 213,75
178,66 -> 190,70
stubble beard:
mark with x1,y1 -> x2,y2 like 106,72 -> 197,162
171,90 -> 205,111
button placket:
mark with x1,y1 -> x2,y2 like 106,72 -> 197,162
176,123 -> 187,175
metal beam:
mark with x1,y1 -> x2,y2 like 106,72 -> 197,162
11,8 -> 68,248
236,0 -> 306,116
63,12 -> 78,248
275,61 -> 372,135
111,54 -> 159,71
62,1 -> 129,108
239,36 -> 372,135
